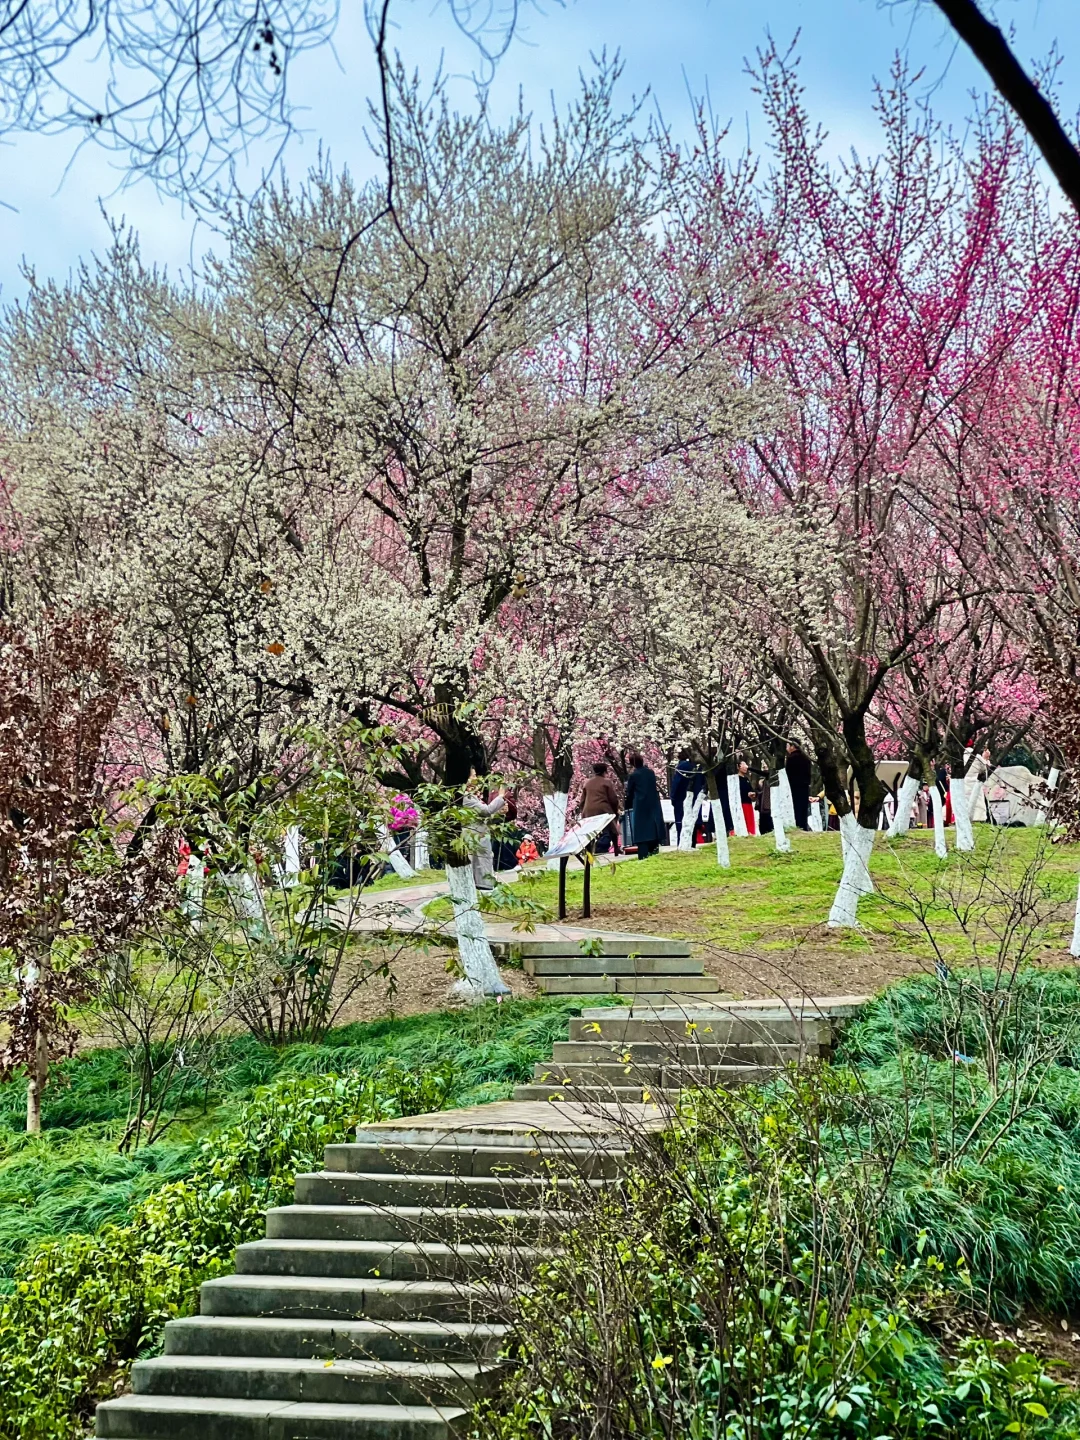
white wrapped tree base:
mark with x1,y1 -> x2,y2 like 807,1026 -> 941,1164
712,801 -> 731,869
678,791 -> 704,850
544,792 -> 569,870
950,777 -> 974,852
773,811 -> 792,854
1039,768 -> 1061,827
284,826 -> 302,883
1070,875 -> 1080,959
776,769 -> 797,830
183,856 -> 205,926
887,774 -> 921,839
828,821 -> 876,927
413,827 -> 429,871
445,864 -> 510,999
378,824 -> 416,878
839,811 -> 874,894
808,799 -> 823,832
727,775 -> 748,837
929,785 -> 947,859
226,871 -> 271,940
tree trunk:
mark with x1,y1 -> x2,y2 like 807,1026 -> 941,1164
776,769 -> 797,830
950,775 -> 975,851
440,702 -> 488,787
445,864 -> 510,999
829,814 -> 876,927
727,775 -> 748,837
841,710 -> 886,831
705,773 -> 730,869
284,826 -> 302,883
773,802 -> 792,854
378,824 -> 416,879
887,773 -> 922,839
26,1017 -> 47,1134
929,783 -> 948,859
678,791 -> 704,850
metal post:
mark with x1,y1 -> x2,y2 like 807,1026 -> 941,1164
558,855 -> 568,921
583,850 -> 592,919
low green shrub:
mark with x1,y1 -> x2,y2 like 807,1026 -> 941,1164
0,997 -> 605,1282
0,1059 -> 450,1440
479,1057 -> 1080,1440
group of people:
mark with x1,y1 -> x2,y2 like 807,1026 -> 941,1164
575,744 -> 816,860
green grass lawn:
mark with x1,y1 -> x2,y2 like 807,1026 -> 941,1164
466,828 -> 1080,998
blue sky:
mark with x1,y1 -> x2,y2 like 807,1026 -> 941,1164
2,0 -> 1079,301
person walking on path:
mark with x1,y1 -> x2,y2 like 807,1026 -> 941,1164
624,751 -> 666,860
578,762 -> 622,854
785,742 -> 813,830
738,760 -> 758,836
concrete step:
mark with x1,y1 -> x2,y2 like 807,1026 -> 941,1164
323,1142 -> 627,1178
199,1273 -> 505,1324
95,1394 -> 466,1440
132,1354 -> 494,1406
529,1062 -> 779,1088
535,975 -> 720,995
265,1205 -> 552,1244
524,956 -> 698,977
568,1014 -> 830,1045
511,1084 -> 681,1104
163,1315 -> 508,1363
234,1238 -> 550,1282
550,1041 -> 812,1065
293,1171 -> 606,1210
489,937 -> 690,958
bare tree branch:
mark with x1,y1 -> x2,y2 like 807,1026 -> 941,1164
929,0 -> 1080,215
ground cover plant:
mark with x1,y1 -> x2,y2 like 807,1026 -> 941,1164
0,997 -> 618,1440
480,964 -> 1080,1440
0,996 -> 599,1285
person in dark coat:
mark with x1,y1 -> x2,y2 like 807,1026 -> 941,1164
755,765 -> 774,835
738,760 -> 758,836
785,742 -> 813,830
578,763 -> 622,854
624,751 -> 666,859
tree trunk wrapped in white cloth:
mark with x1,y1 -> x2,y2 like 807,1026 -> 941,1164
829,816 -> 876,927
950,776 -> 975,852
445,864 -> 510,999
929,785 -> 948,859
887,774 -> 921,838
727,774 -> 748,837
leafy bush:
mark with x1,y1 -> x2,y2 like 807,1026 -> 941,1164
0,996 -> 606,1282
0,1060 -> 450,1440
479,1070 -> 1080,1440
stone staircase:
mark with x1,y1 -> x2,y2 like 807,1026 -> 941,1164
513,1001 -> 843,1103
492,935 -> 719,997
95,997 -> 862,1440
95,1115 -> 632,1440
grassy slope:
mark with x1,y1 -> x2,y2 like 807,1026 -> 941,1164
0,996 -> 608,1284
500,827 -> 1079,961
